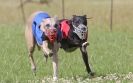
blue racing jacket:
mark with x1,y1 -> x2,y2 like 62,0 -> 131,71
32,12 -> 62,45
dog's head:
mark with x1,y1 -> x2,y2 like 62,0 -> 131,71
71,15 -> 88,40
40,17 -> 58,43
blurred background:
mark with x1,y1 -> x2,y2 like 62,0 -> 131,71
0,0 -> 133,31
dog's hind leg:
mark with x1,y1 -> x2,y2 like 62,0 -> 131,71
25,25 -> 36,75
28,47 -> 36,75
80,44 -> 95,77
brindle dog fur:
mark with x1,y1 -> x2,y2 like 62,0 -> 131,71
58,15 -> 94,76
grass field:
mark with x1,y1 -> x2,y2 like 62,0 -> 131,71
0,0 -> 133,83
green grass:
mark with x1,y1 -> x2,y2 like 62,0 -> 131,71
0,0 -> 133,82
0,24 -> 133,82
90,27 -> 133,74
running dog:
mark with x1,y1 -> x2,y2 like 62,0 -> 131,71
25,11 -> 62,80
57,15 -> 94,77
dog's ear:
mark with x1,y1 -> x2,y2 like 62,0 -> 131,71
83,15 -> 87,18
72,15 -> 76,22
72,15 -> 76,18
54,15 -> 58,21
83,15 -> 92,19
86,17 -> 92,19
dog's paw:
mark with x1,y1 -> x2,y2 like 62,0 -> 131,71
53,76 -> 58,81
89,72 -> 95,78
31,66 -> 36,72
31,67 -> 36,76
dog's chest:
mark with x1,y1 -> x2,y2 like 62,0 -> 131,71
61,32 -> 85,49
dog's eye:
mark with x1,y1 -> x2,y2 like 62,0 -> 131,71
76,21 -> 79,23
75,20 -> 81,24
54,24 -> 58,28
45,24 -> 50,28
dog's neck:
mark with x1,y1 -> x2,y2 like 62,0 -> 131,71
60,19 -> 87,46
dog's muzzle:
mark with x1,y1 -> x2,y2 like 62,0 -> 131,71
73,24 -> 88,40
46,28 -> 57,43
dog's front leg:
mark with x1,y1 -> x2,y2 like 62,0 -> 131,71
25,25 -> 36,74
41,40 -> 53,57
80,42 -> 94,76
52,52 -> 58,81
52,42 -> 60,81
